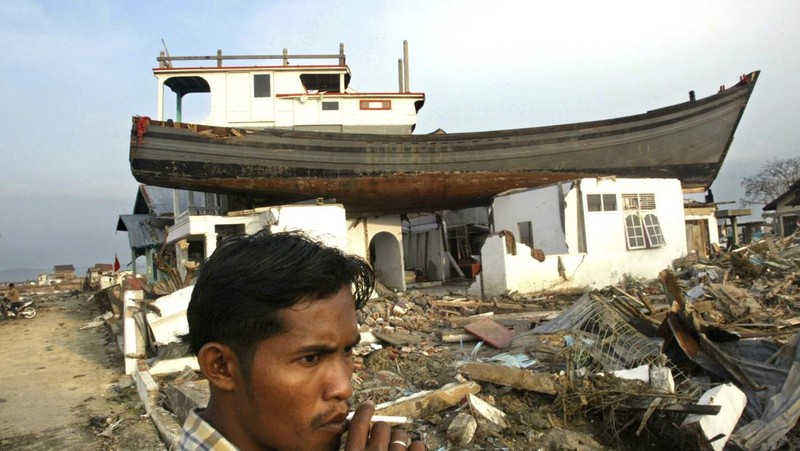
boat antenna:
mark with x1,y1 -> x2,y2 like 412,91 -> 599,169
161,39 -> 172,69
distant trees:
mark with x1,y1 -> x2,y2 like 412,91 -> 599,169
740,156 -> 800,206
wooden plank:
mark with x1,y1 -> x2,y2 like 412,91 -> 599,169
628,400 -> 721,415
431,299 -> 484,308
450,310 -> 559,327
375,381 -> 481,417
371,330 -> 425,346
459,362 -> 558,395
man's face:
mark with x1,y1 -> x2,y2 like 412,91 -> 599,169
234,286 -> 359,450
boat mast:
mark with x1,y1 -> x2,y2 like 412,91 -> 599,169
403,40 -> 410,93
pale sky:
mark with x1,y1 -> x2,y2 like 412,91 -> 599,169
1,0 -> 798,273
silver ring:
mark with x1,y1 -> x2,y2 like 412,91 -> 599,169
390,440 -> 408,448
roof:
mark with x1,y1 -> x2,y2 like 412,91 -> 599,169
91,264 -> 113,272
53,265 -> 75,272
764,179 -> 800,211
133,185 -> 179,216
117,214 -> 170,250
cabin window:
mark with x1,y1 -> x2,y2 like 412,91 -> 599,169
587,194 -> 617,212
517,221 -> 533,248
254,74 -> 271,98
300,73 -> 342,92
322,101 -> 339,111
360,100 -> 391,110
622,193 -> 665,250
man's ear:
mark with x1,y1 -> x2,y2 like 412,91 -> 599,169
197,342 -> 241,392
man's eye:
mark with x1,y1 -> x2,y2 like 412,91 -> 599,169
343,346 -> 354,356
302,354 -> 320,364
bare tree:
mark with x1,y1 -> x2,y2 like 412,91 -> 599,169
741,156 -> 800,206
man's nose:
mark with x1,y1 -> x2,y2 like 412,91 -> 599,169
324,356 -> 354,400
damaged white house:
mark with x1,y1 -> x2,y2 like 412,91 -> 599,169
405,177 -> 694,296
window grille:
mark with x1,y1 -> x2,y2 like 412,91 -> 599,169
622,193 -> 656,210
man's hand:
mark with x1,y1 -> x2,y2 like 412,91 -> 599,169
344,401 -> 425,450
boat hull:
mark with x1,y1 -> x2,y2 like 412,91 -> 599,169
130,72 -> 758,214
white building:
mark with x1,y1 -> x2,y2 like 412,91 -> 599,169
470,177 -> 688,295
399,178 -> 692,296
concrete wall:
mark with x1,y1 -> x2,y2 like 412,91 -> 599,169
470,178 -> 688,296
492,184 -> 569,254
266,204 -> 347,250
578,178 -> 687,260
346,215 -> 405,291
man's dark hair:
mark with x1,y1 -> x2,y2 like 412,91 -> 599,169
186,230 -> 374,377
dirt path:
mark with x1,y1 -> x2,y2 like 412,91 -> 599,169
0,293 -> 165,450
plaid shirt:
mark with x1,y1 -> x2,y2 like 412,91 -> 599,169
178,408 -> 239,451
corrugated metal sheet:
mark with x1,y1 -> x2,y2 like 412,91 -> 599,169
135,185 -> 181,216
117,214 -> 169,249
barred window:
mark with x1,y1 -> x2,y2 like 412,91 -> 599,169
622,193 -> 656,211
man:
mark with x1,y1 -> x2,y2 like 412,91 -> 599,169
3,283 -> 21,316
181,230 -> 425,451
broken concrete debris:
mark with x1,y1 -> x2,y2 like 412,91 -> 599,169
447,411 -> 477,447
682,382 -> 747,451
463,317 -> 516,349
466,393 -> 508,429
122,231 -> 800,449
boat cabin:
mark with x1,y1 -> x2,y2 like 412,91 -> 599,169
154,43 -> 425,134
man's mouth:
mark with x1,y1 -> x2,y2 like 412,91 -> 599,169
317,410 -> 349,435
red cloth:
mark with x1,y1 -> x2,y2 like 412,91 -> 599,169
136,116 -> 151,146
113,254 -> 121,272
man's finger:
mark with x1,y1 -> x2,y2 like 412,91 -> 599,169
343,401 -> 375,450
365,422 -> 391,450
388,429 -> 410,450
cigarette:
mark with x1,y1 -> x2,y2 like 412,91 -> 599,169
346,412 -> 410,423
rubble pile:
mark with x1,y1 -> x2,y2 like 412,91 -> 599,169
341,232 -> 800,450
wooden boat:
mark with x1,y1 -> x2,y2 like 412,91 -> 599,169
129,44 -> 759,215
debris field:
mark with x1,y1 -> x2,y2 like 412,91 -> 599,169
156,232 -> 800,450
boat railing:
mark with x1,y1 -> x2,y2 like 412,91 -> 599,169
157,44 -> 346,68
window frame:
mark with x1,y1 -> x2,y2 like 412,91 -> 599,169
517,221 -> 534,248
253,74 -> 271,98
622,193 -> 665,250
321,101 -> 340,111
586,193 -> 617,212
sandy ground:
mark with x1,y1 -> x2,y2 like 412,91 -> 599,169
0,293 -> 165,450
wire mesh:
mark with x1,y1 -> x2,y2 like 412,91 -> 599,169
563,293 -> 704,400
